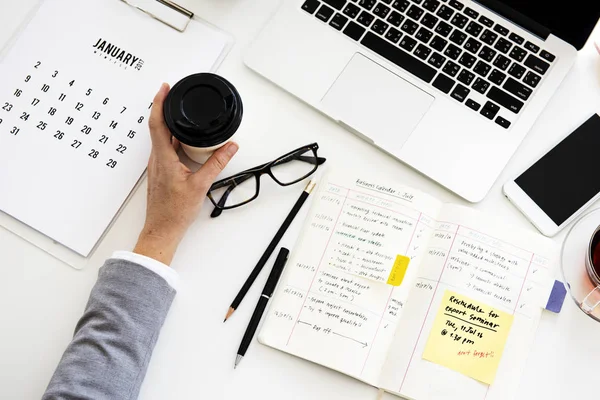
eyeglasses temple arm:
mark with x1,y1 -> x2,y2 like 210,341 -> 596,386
210,174 -> 255,218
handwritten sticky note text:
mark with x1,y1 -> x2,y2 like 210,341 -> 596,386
422,290 -> 514,385
387,255 -> 410,286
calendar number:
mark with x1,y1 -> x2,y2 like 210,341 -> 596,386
32,98 -> 40,106
148,102 -> 153,110
41,84 -> 50,93
109,120 -> 118,129
88,149 -> 99,159
71,139 -> 82,149
14,89 -> 22,97
65,116 -> 74,125
0,118 -> 3,125
75,102 -> 84,111
10,126 -> 19,135
37,121 -> 47,130
20,112 -> 29,121
99,135 -> 108,144
58,93 -> 66,102
25,75 -> 31,83
103,97 -> 109,105
81,125 -> 92,135
86,89 -> 93,96
69,80 -> 75,87
116,144 -> 127,154
137,116 -> 144,124
54,130 -> 64,140
106,159 -> 117,169
92,111 -> 101,120
34,61 -> 41,69
52,70 -> 58,78
48,107 -> 57,116
127,130 -> 136,139
2,102 -> 13,112
121,106 -> 127,114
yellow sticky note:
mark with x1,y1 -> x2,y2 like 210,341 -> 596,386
387,255 -> 410,286
422,290 -> 514,385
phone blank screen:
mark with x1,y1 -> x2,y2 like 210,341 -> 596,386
515,114 -> 600,226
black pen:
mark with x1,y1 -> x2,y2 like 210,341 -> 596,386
234,247 -> 289,369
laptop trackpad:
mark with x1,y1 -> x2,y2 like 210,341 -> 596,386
321,53 -> 434,150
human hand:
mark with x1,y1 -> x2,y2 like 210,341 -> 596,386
134,83 -> 239,265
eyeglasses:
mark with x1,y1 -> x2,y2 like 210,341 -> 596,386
207,143 -> 326,218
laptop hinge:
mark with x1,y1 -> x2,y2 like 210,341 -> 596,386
474,0 -> 551,41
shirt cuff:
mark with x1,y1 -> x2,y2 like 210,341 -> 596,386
110,251 -> 179,291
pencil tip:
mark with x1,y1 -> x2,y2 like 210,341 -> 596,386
234,354 -> 243,369
224,307 -> 235,322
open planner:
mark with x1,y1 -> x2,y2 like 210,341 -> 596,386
259,172 -> 558,400
0,0 -> 231,267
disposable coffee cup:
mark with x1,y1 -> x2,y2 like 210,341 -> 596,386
164,73 -> 243,164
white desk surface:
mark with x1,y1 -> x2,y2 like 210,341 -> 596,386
1,1 -> 599,399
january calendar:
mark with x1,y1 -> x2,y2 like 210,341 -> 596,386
0,0 -> 231,261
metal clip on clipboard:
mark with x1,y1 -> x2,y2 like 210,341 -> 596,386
120,0 -> 193,32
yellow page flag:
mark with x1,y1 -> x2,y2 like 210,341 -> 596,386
422,290 -> 514,385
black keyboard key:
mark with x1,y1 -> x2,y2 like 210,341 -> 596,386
428,52 -> 447,68
359,0 -> 377,10
302,0 -> 321,14
430,36 -> 448,52
481,101 -> 499,119
407,5 -> 425,20
361,32 -> 437,81
495,116 -> 511,128
322,0 -> 347,10
450,83 -> 470,102
464,7 -> 478,19
540,50 -> 556,63
464,37 -> 482,53
435,21 -> 452,37
524,54 -> 550,75
458,52 -> 475,68
444,43 -> 462,60
473,60 -> 491,77
448,0 -> 463,10
399,35 -> 418,51
357,11 -> 376,26
493,54 -> 511,71
466,98 -> 480,111
421,13 -> 439,28
449,30 -> 467,45
330,13 -> 349,29
385,27 -> 403,43
458,69 -> 475,85
387,10 -> 405,26
371,19 -> 389,34
316,5 -> 335,21
524,41 -> 540,54
479,45 -> 496,62
488,69 -> 506,85
373,3 -> 391,18
416,27 -> 434,43
493,24 -> 508,36
509,32 -> 524,45
414,44 -> 432,59
451,13 -> 468,29
508,62 -> 526,78
487,86 -> 523,113
436,5 -> 454,20
509,46 -> 527,62
472,77 -> 490,94
479,15 -> 493,27
503,77 -> 532,101
422,0 -> 440,12
465,21 -> 483,37
392,0 -> 410,11
433,74 -> 455,93
344,21 -> 366,40
494,37 -> 512,54
343,3 -> 361,17
401,19 -> 419,34
480,29 -> 498,45
523,70 -> 541,88
443,60 -> 460,76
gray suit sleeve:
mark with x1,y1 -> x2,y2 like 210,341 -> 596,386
42,258 -> 176,400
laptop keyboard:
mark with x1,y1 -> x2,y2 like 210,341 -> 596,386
301,0 -> 556,129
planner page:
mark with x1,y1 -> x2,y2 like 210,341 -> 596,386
0,0 -> 229,256
258,173 -> 442,385
379,204 -> 557,400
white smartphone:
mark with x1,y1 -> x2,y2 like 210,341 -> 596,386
504,114 -> 600,237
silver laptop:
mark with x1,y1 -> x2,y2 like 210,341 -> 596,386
245,0 -> 599,202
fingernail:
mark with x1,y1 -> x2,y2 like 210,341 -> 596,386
226,142 -> 239,157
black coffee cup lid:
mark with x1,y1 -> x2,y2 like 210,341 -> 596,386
163,73 -> 243,147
